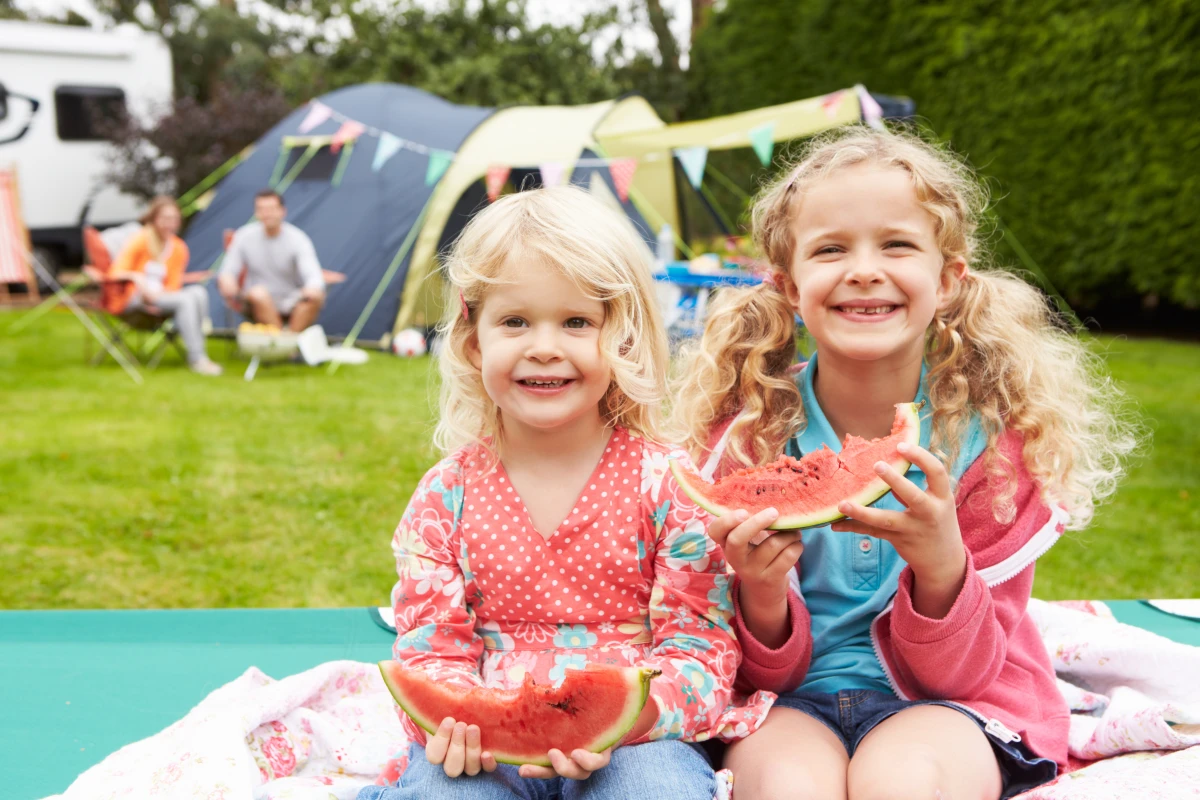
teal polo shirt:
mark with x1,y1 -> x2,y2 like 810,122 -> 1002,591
788,352 -> 986,695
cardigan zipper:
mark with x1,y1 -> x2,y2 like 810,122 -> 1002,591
867,505 -> 1067,744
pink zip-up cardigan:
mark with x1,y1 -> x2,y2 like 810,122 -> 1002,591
726,429 -> 1071,769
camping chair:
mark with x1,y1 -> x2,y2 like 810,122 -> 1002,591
79,226 -> 193,369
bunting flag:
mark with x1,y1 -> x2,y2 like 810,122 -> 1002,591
425,150 -> 453,186
538,161 -> 565,188
748,121 -> 776,167
297,101 -> 332,134
330,120 -> 365,153
675,146 -> 708,189
485,165 -> 511,202
821,90 -> 846,119
855,84 -> 885,130
372,132 -> 404,172
607,158 -> 637,202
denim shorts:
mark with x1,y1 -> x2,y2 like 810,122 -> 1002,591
774,689 -> 1057,800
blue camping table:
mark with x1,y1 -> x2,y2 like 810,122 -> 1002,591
3,602 -> 1198,800
653,262 -> 762,339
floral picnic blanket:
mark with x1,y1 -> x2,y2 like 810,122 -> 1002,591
46,600 -> 1200,800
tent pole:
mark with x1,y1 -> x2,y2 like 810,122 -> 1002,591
329,193 -> 437,371
331,141 -> 355,187
591,143 -> 694,260
267,143 -> 292,189
273,144 -> 320,195
704,161 -> 753,203
178,146 -> 255,216
698,182 -> 736,235
992,213 -> 1082,330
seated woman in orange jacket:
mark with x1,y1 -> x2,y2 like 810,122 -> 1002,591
110,196 -> 222,376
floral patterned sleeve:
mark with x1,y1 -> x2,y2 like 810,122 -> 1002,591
628,445 -> 740,744
389,456 -> 484,701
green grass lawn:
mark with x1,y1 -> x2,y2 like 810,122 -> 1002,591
1,310 -> 1196,609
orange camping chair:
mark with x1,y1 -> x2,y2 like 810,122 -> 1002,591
79,226 -> 188,369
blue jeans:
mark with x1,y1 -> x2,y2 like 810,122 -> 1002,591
357,739 -> 715,800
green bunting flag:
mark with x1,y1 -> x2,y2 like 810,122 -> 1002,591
425,150 -> 453,186
372,132 -> 403,172
675,146 -> 709,189
749,121 -> 776,167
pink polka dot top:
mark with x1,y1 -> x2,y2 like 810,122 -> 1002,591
387,427 -> 774,745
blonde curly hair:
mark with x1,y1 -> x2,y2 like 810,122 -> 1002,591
435,185 -> 669,457
671,126 -> 1137,528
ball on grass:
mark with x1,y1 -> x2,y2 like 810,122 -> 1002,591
392,328 -> 427,357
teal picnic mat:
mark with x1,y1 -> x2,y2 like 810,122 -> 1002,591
0,608 -> 394,800
2,602 -> 1196,800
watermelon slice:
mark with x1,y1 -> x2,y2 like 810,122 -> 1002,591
671,402 -> 923,530
379,662 -> 659,766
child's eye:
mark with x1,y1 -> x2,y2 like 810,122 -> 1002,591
885,240 -> 915,250
564,317 -> 591,329
502,317 -> 527,328
815,245 -> 842,255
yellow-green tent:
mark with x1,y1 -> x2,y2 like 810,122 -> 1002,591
393,87 -> 864,334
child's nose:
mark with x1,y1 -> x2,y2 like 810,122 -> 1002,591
525,325 -> 563,360
844,254 -> 886,285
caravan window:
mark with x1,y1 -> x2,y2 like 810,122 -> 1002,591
55,86 -> 127,141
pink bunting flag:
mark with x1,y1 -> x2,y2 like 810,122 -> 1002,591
608,158 -> 637,202
538,162 -> 565,188
486,165 -> 511,202
330,120 -> 365,153
297,101 -> 332,134
821,91 -> 847,119
855,84 -> 885,130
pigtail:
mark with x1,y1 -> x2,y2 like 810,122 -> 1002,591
670,282 -> 803,468
926,268 -> 1140,528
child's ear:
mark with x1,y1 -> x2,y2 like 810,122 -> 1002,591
937,258 -> 968,310
466,332 -> 483,370
781,268 -> 802,311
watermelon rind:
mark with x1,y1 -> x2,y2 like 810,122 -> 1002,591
377,662 -> 659,767
672,402 -> 922,530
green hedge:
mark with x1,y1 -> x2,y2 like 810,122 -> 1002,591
687,0 -> 1200,309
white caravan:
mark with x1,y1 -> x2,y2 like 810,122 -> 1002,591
0,20 -> 172,276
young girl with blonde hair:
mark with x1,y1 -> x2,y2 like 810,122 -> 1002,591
359,186 -> 770,800
672,127 -> 1135,799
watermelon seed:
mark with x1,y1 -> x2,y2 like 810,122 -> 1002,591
548,698 -> 579,716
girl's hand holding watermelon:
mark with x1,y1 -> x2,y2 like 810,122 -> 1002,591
707,507 -> 806,648
517,746 -> 612,780
830,441 -> 968,619
515,686 -> 656,780
424,717 -> 497,777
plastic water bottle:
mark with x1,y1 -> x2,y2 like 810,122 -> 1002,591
656,223 -> 675,267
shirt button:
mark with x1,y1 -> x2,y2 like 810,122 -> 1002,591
859,538 -> 872,553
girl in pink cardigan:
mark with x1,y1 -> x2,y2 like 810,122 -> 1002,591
671,128 -> 1136,800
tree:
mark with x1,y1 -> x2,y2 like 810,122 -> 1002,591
689,0 -> 1200,313
317,0 -> 621,107
101,85 -> 292,202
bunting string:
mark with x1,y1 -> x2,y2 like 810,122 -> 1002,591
286,87 -> 857,188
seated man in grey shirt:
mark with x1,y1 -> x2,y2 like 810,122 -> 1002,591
217,189 -> 325,331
